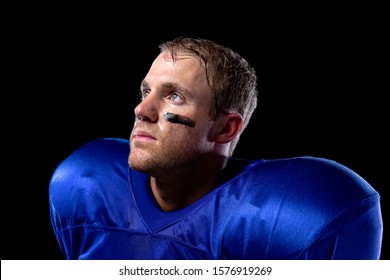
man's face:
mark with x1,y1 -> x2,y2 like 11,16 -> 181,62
128,51 -> 217,175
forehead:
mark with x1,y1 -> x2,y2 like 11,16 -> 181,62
144,51 -> 211,99
149,51 -> 205,77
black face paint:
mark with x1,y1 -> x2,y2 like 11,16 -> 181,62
163,112 -> 195,127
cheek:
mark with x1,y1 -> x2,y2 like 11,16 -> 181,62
160,120 -> 214,150
181,121 -> 215,152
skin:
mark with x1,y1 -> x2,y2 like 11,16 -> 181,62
128,51 -> 243,211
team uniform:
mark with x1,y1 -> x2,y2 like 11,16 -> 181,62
49,138 -> 383,259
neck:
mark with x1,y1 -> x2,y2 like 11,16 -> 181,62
150,157 -> 228,212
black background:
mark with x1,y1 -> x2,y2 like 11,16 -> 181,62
4,4 -> 388,260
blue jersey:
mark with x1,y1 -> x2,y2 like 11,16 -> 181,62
49,138 -> 383,259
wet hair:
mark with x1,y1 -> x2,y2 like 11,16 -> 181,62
159,36 -> 258,155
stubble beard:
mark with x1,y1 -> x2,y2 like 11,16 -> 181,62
128,142 -> 200,178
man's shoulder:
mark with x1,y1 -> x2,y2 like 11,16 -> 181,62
233,155 -> 379,206
49,138 -> 130,195
48,138 -> 134,230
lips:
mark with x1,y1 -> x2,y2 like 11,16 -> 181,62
132,129 -> 156,142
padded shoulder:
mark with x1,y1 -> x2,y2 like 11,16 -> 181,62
48,138 -> 131,227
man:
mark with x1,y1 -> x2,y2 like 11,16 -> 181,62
49,37 -> 383,259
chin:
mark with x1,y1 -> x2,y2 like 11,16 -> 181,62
129,154 -> 152,172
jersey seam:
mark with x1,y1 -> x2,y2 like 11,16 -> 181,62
295,192 -> 380,259
59,224 -> 217,259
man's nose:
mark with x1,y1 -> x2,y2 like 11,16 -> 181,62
134,92 -> 159,122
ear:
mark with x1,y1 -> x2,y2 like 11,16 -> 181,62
212,113 -> 243,144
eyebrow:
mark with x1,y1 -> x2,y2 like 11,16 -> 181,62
140,80 -> 192,97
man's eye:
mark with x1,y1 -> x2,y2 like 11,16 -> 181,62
140,90 -> 150,100
170,93 -> 183,102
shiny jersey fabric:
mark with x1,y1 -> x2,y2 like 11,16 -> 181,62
49,138 -> 383,259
